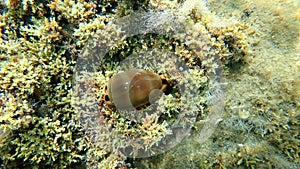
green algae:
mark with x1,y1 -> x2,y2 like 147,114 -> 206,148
135,0 -> 299,168
0,0 -> 299,169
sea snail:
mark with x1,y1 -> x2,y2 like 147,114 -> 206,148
105,69 -> 168,110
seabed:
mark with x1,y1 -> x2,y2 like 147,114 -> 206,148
0,0 -> 299,168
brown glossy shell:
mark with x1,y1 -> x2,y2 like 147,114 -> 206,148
107,69 -> 165,110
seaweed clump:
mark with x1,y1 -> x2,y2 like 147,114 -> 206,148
0,0 -> 259,169
135,0 -> 299,169
0,0 -> 108,168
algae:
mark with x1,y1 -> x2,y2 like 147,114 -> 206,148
0,0 -> 299,168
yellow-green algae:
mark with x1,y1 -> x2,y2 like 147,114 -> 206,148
0,0 -> 299,169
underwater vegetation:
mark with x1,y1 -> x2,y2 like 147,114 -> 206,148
0,0 -> 299,169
